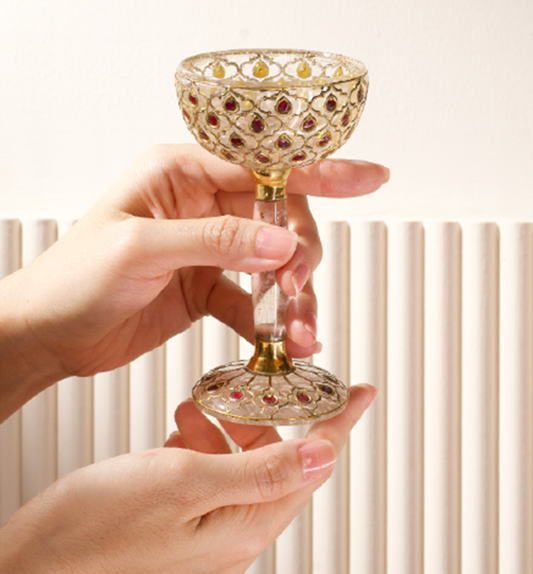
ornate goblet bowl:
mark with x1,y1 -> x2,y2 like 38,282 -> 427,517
175,49 -> 368,425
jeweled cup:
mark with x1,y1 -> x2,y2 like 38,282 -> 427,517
175,49 -> 368,425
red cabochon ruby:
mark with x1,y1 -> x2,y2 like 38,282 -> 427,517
326,97 -> 337,112
276,98 -> 291,114
230,135 -> 245,148
276,136 -> 292,149
262,393 -> 278,405
224,97 -> 238,111
302,116 -> 316,131
251,116 -> 265,133
319,133 -> 331,146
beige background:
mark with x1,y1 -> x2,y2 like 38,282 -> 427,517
1,0 -> 532,220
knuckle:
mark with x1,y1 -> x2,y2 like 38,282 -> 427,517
113,218 -> 148,264
204,215 -> 247,259
146,143 -> 172,160
249,453 -> 288,502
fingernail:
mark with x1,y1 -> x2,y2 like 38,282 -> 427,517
292,313 -> 317,348
256,227 -> 297,260
381,165 -> 391,183
304,312 -> 317,339
291,263 -> 311,295
299,439 -> 337,480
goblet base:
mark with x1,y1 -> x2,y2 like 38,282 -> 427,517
192,360 -> 348,426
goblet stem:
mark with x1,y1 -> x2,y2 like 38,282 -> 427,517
247,170 -> 294,374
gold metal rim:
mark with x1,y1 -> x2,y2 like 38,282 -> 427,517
192,394 -> 349,426
176,49 -> 368,90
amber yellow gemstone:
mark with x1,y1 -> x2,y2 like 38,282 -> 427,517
253,60 -> 269,78
213,62 -> 225,79
297,61 -> 311,79
334,66 -> 344,77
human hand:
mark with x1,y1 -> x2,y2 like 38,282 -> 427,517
0,385 -> 377,574
0,144 -> 388,417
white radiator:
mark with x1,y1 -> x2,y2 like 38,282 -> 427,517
1,218 -> 532,574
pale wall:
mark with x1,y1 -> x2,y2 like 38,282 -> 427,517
1,0 -> 532,220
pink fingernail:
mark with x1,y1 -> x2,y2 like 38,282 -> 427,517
299,440 -> 337,480
291,263 -> 311,295
304,312 -> 317,339
256,227 -> 297,260
292,313 -> 317,348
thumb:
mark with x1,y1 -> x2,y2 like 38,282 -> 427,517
193,438 -> 337,513
130,215 -> 298,273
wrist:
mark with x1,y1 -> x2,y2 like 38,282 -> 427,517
0,269 -> 66,422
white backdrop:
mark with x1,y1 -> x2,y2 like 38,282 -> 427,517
1,0 -> 532,220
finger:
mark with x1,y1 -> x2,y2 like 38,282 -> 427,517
219,419 -> 282,451
206,273 -> 321,357
307,384 -> 378,453
191,437 -> 337,514
180,387 -> 377,520
205,268 -> 321,356
210,384 -> 378,531
131,145 -> 390,197
206,273 -> 254,344
285,281 -> 319,354
158,145 -> 390,198
288,158 -> 390,198
276,195 -> 321,297
164,431 -> 187,449
123,215 -> 298,277
175,400 -> 233,454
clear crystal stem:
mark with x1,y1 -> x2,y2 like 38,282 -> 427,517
247,170 -> 293,373
252,198 -> 289,342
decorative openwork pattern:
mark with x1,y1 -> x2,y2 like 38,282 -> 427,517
175,49 -> 368,171
193,360 -> 349,425
176,49 -> 367,425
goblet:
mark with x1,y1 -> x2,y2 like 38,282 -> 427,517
175,49 -> 368,425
